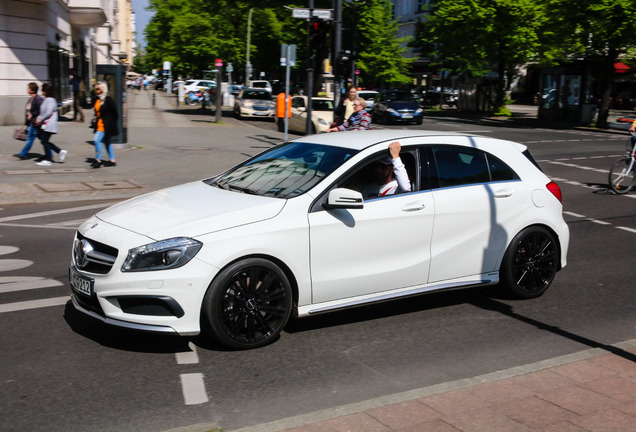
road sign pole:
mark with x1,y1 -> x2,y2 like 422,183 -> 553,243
306,0 -> 314,135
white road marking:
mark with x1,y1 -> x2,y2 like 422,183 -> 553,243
0,276 -> 63,293
0,259 -> 33,272
0,222 -> 77,230
617,226 -> 636,234
0,246 -> 19,255
0,203 -> 110,223
0,296 -> 69,314
175,342 -> 200,365
180,373 -> 209,405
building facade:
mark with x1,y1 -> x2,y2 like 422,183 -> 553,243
0,0 -> 135,126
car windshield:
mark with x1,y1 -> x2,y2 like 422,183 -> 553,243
385,91 -> 416,102
208,142 -> 358,198
313,100 -> 334,111
242,91 -> 272,100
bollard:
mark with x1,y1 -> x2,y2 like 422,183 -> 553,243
152,93 -> 156,107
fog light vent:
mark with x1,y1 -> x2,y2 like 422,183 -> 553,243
118,296 -> 184,318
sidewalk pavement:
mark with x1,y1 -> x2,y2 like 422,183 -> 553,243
0,90 -> 286,205
3,92 -> 636,432
226,340 -> 636,432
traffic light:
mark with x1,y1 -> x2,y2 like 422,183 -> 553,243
309,18 -> 327,51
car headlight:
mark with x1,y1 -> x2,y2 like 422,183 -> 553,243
318,118 -> 328,125
387,108 -> 398,115
122,237 -> 203,272
415,108 -> 423,114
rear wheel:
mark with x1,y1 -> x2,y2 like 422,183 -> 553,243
201,258 -> 292,350
608,157 -> 635,194
500,227 -> 558,299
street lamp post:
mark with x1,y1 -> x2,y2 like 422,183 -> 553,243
246,8 -> 254,85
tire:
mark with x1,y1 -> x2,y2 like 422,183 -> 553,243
608,157 -> 635,194
499,226 -> 558,299
201,258 -> 293,350
186,98 -> 197,106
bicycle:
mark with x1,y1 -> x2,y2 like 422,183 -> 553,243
608,131 -> 636,194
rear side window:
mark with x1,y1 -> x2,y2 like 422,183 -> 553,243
432,147 -> 489,187
431,146 -> 518,188
487,153 -> 519,181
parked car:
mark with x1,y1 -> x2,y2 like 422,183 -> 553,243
233,88 -> 276,119
357,90 -> 378,110
69,130 -> 569,350
277,95 -> 334,134
249,80 -> 272,93
372,90 -> 424,125
183,80 -> 216,94
228,85 -> 243,97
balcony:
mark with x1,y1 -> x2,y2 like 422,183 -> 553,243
68,0 -> 107,27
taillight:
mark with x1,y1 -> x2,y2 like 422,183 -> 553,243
546,181 -> 562,203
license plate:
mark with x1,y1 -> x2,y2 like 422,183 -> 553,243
402,114 -> 413,119
69,268 -> 94,297
253,112 -> 268,116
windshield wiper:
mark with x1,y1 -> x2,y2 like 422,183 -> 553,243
227,184 -> 259,195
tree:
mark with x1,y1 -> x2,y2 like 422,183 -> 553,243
356,0 -> 413,88
547,0 -> 636,127
412,0 -> 549,110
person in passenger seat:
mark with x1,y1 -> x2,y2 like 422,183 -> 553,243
361,141 -> 411,198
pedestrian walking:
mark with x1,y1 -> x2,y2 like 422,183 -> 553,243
14,82 -> 44,160
34,83 -> 67,166
69,69 -> 85,122
91,81 -> 118,168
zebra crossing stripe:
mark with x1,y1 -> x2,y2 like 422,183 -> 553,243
0,296 -> 69,314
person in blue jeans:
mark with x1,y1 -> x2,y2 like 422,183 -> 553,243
14,82 -> 43,160
34,83 -> 67,166
91,81 -> 119,168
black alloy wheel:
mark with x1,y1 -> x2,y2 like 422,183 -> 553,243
500,227 -> 558,299
202,258 -> 292,349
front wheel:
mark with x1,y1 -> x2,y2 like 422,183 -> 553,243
608,157 -> 635,194
499,226 -> 558,299
201,258 -> 293,350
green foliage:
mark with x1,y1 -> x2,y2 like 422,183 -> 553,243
143,0 -> 307,80
356,0 -> 413,87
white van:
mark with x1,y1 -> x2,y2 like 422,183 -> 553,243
249,80 -> 272,93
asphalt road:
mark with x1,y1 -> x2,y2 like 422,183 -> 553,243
1,120 -> 635,432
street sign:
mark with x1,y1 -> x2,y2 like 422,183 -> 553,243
292,8 -> 333,20
280,44 -> 297,67
215,59 -> 223,67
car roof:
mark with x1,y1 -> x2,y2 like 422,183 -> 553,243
290,130 -> 525,153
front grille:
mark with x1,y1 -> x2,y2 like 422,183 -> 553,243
74,233 -> 118,274
118,296 -> 185,318
253,105 -> 270,111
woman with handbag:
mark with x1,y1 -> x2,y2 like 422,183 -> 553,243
34,83 -> 67,166
91,81 -> 119,168
14,82 -> 43,160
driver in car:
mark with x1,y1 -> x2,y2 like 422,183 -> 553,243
362,141 -> 411,198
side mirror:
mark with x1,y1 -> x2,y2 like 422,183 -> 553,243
323,188 -> 364,210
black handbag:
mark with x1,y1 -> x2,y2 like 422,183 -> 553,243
89,117 -> 97,130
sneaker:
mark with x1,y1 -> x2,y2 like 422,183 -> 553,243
59,149 -> 68,162
36,160 -> 52,166
91,161 -> 102,169
13,154 -> 27,160
104,161 -> 117,167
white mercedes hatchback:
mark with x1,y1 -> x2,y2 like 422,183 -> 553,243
69,130 -> 569,349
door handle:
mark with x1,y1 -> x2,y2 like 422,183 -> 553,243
493,189 -> 513,198
402,202 -> 426,212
